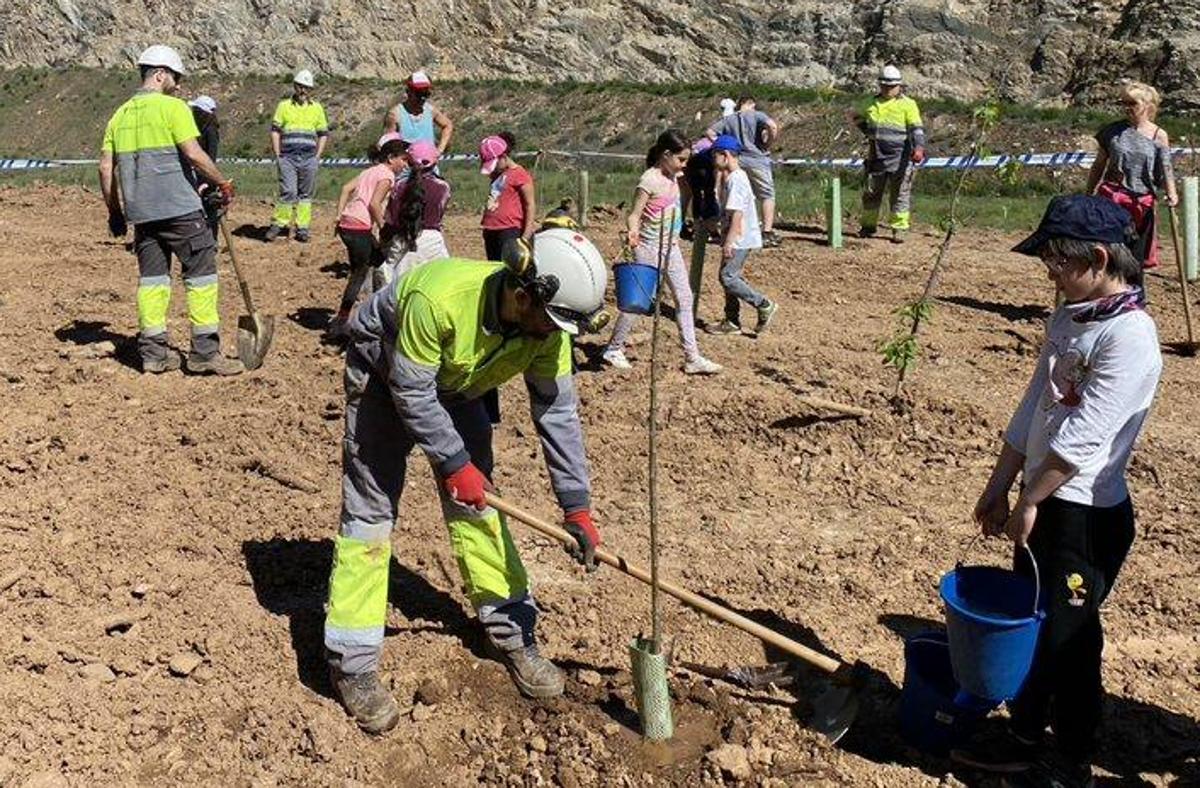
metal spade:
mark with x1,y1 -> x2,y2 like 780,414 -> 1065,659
218,219 -> 275,370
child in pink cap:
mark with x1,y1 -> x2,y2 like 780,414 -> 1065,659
479,132 -> 536,260
377,139 -> 452,285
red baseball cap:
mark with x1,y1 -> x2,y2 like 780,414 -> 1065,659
407,71 -> 432,91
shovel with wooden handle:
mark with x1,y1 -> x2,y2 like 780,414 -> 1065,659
1167,205 -> 1198,355
484,492 -> 862,743
218,219 -> 275,370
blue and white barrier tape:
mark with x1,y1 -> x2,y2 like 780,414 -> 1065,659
4,148 -> 1200,172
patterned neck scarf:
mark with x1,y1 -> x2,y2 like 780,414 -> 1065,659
1071,286 -> 1147,324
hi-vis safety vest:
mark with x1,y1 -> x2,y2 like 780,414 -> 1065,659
859,95 -> 926,172
101,91 -> 203,225
271,98 -> 329,154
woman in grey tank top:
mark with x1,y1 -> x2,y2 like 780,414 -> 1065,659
1086,81 -> 1179,269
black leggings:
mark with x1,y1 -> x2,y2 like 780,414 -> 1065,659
1009,495 -> 1135,763
482,227 -> 522,262
337,228 -> 378,313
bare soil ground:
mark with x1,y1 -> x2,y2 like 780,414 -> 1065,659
0,184 -> 1196,787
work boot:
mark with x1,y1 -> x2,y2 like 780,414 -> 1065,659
295,228 -> 311,243
330,669 -> 401,734
264,224 -> 285,242
186,355 -> 245,376
1000,756 -> 1094,788
492,643 -> 565,699
890,228 -> 907,244
141,353 -> 181,374
754,301 -> 779,334
951,726 -> 1042,773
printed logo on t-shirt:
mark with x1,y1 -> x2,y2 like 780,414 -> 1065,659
1045,344 -> 1087,409
486,174 -> 506,214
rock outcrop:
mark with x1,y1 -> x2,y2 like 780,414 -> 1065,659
1,0 -> 1196,108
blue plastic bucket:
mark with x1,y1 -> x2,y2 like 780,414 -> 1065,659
613,262 -> 659,315
939,556 -> 1045,702
899,632 -> 993,755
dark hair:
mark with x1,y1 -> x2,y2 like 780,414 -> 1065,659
393,171 -> 432,252
736,95 -> 755,110
645,129 -> 689,169
367,139 -> 407,164
1044,237 -> 1143,286
498,131 -> 517,152
140,65 -> 177,82
191,106 -> 219,134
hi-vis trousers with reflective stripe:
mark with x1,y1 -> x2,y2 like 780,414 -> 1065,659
861,164 -> 916,231
272,150 -> 319,229
324,349 -> 539,676
133,210 -> 222,363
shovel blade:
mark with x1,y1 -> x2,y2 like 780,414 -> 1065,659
809,684 -> 858,743
236,313 -> 275,371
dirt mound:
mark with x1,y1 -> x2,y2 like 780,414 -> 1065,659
0,183 -> 1196,785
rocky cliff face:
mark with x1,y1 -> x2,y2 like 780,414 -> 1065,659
2,0 -> 1196,108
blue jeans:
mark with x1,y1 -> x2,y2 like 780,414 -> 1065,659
720,248 -> 767,324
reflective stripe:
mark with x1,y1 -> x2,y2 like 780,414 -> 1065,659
139,275 -> 171,287
185,280 -> 219,330
339,519 -> 393,542
324,624 -> 385,648
184,273 -> 218,288
272,203 -> 295,225
325,535 -> 391,631
137,280 -> 171,332
141,325 -> 168,338
295,201 -> 313,228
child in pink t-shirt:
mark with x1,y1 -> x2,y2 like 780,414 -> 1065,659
329,135 -> 407,337
479,132 -> 536,260
602,130 -> 721,375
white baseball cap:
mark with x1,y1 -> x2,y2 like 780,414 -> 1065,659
188,95 -> 217,113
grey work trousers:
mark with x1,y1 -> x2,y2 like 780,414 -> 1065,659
325,346 -> 540,676
861,165 -> 915,231
134,210 -> 221,362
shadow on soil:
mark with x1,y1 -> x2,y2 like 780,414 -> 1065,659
53,319 -> 140,371
241,538 -> 489,700
231,223 -> 276,242
939,294 -> 1050,324
288,306 -> 335,332
319,260 -> 349,278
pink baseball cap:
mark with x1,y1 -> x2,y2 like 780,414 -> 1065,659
479,135 -> 509,175
407,140 -> 440,169
377,131 -> 403,148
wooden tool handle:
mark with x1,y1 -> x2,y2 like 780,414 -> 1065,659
1168,206 -> 1196,346
218,218 -> 258,316
485,493 -> 844,675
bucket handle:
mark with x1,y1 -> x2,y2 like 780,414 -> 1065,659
958,534 -> 1041,618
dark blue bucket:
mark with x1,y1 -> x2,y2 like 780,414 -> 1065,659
613,262 -> 659,315
899,632 -> 993,755
939,552 -> 1045,703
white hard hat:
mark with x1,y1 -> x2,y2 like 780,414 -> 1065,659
188,95 -> 217,113
293,69 -> 315,88
719,97 -> 735,117
137,45 -> 186,76
504,229 -> 607,335
879,65 -> 903,85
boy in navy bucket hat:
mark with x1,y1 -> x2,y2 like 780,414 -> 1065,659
953,194 -> 1162,787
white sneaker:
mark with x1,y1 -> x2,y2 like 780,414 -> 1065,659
684,356 -> 722,375
601,349 -> 632,370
